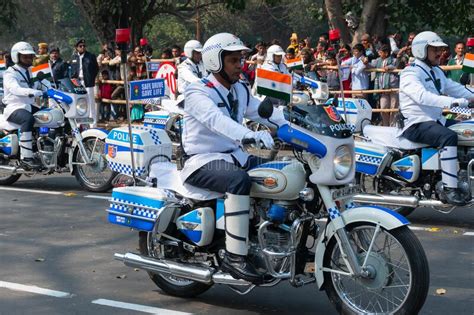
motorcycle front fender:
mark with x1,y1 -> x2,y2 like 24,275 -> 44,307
314,205 -> 409,289
68,128 -> 109,173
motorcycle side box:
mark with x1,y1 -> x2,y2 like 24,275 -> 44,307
105,126 -> 172,177
355,140 -> 390,176
107,186 -> 174,232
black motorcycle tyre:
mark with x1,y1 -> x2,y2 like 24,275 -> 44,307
72,136 -> 116,192
138,231 -> 213,298
323,223 -> 429,315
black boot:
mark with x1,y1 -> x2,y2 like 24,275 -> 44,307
442,187 -> 468,206
20,157 -> 42,171
221,252 -> 263,284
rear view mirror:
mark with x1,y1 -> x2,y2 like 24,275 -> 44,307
258,98 -> 274,119
36,71 -> 46,81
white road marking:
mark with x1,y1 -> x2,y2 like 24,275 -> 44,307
0,186 -> 62,195
463,232 -> 474,236
92,299 -> 193,315
0,281 -> 72,298
84,195 -> 111,200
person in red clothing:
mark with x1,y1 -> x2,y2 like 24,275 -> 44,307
98,70 -> 115,121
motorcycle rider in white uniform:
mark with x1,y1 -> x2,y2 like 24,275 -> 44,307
257,44 -> 289,107
261,45 -> 289,74
399,31 -> 474,205
2,42 -> 49,170
181,33 -> 287,283
177,40 -> 206,95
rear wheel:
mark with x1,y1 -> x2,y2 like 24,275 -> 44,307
138,231 -> 212,297
356,173 -> 416,217
0,158 -> 21,185
323,224 -> 429,314
73,136 -> 116,192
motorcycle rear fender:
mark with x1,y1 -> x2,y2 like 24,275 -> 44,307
314,205 -> 409,289
69,128 -> 109,173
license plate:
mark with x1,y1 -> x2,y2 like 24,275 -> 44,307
75,117 -> 94,124
331,185 -> 361,200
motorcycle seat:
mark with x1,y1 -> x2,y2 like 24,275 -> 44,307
363,125 -> 429,150
0,114 -> 20,131
149,161 -> 224,201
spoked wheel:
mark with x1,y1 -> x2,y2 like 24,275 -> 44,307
138,231 -> 212,297
0,158 -> 21,185
356,173 -> 417,217
324,224 -> 429,315
73,136 -> 116,192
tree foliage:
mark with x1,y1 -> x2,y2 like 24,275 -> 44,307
325,0 -> 474,45
0,0 -> 18,28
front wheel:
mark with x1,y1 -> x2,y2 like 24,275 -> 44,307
138,232 -> 212,298
323,224 -> 429,315
72,136 -> 116,192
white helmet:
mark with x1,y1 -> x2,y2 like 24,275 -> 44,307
412,31 -> 447,60
202,33 -> 250,73
266,45 -> 285,61
11,41 -> 36,64
184,40 -> 203,58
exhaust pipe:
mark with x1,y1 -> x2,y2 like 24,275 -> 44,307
114,253 -> 255,286
353,193 -> 455,208
0,165 -> 27,174
115,252 -> 213,284
212,271 -> 251,286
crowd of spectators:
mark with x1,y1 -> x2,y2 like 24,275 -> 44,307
241,32 -> 473,126
0,31 -> 472,127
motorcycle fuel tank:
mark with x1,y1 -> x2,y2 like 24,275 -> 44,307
248,160 -> 306,200
449,120 -> 474,147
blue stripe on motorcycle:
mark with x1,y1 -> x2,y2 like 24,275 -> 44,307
111,191 -> 165,209
277,124 -> 327,158
394,170 -> 414,180
355,147 -> 385,157
355,162 -> 379,175
179,229 -> 202,243
252,162 -> 290,170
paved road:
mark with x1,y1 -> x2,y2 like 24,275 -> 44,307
0,175 -> 472,314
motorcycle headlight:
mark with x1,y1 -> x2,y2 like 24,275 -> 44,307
75,98 -> 88,116
334,145 -> 353,180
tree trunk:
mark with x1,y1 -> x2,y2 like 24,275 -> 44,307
352,0 -> 382,46
324,0 -> 351,45
371,5 -> 387,39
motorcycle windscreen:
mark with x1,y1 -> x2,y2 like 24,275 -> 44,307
284,105 -> 353,139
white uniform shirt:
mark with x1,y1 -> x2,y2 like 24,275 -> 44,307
177,58 -> 206,94
180,73 -> 287,181
261,61 -> 289,74
2,65 -> 44,120
399,59 -> 474,134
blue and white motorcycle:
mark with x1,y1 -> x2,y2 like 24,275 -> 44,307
352,104 -> 474,216
106,101 -> 429,314
0,77 -> 116,191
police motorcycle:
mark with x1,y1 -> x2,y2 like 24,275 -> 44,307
342,102 -> 474,216
0,73 -> 116,191
107,98 -> 429,314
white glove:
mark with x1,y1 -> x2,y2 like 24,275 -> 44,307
32,90 -> 43,98
451,98 -> 469,108
243,131 -> 274,149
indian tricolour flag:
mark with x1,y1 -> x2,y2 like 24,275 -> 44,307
0,60 -> 5,71
31,62 -> 52,81
462,53 -> 474,74
285,57 -> 304,70
256,68 -> 292,102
